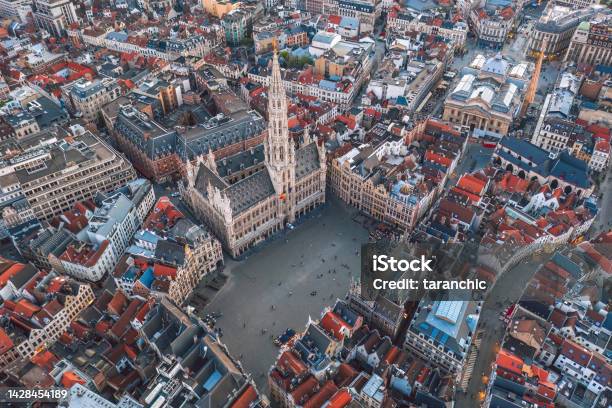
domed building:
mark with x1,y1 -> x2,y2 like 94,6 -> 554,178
442,53 -> 531,137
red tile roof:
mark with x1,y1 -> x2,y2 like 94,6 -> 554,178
333,363 -> 358,388
31,350 -> 58,370
46,277 -> 67,294
548,308 -> 567,329
0,262 -> 25,288
14,299 -> 41,318
320,311 -> 350,340
230,385 -> 258,408
153,264 -> 177,278
0,327 -> 13,354
425,150 -> 453,167
328,15 -> 342,25
560,339 -> 592,367
496,349 -> 523,375
95,320 -> 112,336
70,321 -> 90,338
384,346 -> 400,365
60,240 -> 110,268
438,198 -> 475,224
304,380 -> 338,408
595,139 -> 610,153
537,383 -> 556,401
500,6 -> 514,20
144,197 -> 184,233
327,389 -> 352,408
457,174 -> 487,196
277,350 -> 307,376
108,291 -> 128,315
110,299 -> 143,339
291,376 -> 318,405
61,371 -> 86,388
586,124 -> 610,141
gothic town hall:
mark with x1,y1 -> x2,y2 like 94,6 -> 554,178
182,53 -> 327,257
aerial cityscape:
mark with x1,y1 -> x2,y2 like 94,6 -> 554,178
0,0 -> 610,406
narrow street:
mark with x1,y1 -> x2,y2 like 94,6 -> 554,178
454,255 -> 549,407
590,161 -> 612,234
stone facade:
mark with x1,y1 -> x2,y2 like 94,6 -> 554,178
182,53 -> 327,257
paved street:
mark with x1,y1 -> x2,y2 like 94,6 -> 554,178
199,197 -> 369,392
454,255 -> 549,407
590,162 -> 612,234
352,24 -> 386,108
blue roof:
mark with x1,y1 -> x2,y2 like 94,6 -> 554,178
32,97 -> 68,128
466,314 -> 478,333
395,96 -> 408,106
339,0 -> 374,12
549,151 -> 590,188
584,198 -> 598,215
497,150 -> 531,172
135,230 -> 160,245
500,136 -> 549,164
139,266 -> 154,288
123,266 -> 138,281
595,64 -> 612,74
106,31 -> 129,42
362,375 -> 384,399
319,79 -> 337,91
126,245 -> 155,258
390,377 -> 412,396
582,101 -> 599,110
486,0 -> 512,6
551,253 -> 582,279
203,370 -> 222,392
603,313 -> 612,331
312,32 -> 337,44
291,46 -> 311,58
340,16 -> 359,30
404,0 -> 437,11
425,301 -> 468,339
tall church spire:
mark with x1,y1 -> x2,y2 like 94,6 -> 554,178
266,52 -> 292,154
265,51 -> 296,223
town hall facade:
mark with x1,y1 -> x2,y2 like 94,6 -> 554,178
182,53 -> 327,257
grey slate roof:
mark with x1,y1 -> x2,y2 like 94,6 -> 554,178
194,140 -> 319,216
295,142 -> 320,180
195,165 -> 229,193
9,263 -> 38,289
183,111 -> 266,159
194,162 -> 276,216
216,145 -> 265,178
304,323 -> 333,353
169,218 -> 210,246
225,170 -> 275,215
154,239 -> 185,266
14,145 -> 91,184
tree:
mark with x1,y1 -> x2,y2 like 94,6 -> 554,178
281,53 -> 313,69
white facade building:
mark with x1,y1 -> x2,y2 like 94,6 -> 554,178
32,0 -> 78,37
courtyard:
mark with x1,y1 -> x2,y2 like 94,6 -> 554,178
198,197 -> 370,391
